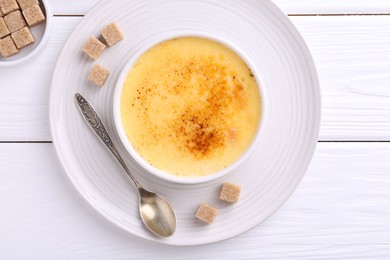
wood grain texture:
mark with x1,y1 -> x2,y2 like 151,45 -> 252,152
49,0 -> 390,15
0,142 -> 388,259
1,16 -> 390,141
0,17 -> 80,141
275,0 -> 390,15
294,15 -> 390,140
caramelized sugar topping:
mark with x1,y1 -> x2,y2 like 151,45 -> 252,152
120,37 -> 261,176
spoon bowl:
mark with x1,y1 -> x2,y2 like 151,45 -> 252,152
139,188 -> 176,237
74,93 -> 177,237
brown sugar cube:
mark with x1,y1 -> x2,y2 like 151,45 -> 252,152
88,64 -> 110,87
16,0 -> 38,10
101,22 -> 123,46
11,26 -> 34,48
4,10 -> 26,33
0,17 -> 10,37
82,36 -> 106,60
195,203 -> 217,224
219,182 -> 241,203
22,4 -> 44,26
0,0 -> 19,15
0,35 -> 19,57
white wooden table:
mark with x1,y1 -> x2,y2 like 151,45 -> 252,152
1,1 -> 390,258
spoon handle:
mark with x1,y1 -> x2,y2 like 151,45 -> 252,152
74,93 -> 141,189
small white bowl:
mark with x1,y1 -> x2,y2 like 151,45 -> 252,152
0,0 -> 51,66
113,33 -> 265,184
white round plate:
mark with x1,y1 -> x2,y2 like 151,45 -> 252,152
50,0 -> 320,245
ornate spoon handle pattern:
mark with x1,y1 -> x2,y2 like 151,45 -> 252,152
74,93 -> 140,188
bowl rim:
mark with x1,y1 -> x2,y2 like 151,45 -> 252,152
113,32 -> 267,184
0,0 -> 52,67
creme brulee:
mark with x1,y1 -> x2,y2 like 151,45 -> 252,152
120,37 -> 261,177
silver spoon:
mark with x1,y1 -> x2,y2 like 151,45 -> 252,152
74,93 -> 176,237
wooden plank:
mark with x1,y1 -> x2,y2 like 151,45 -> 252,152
275,0 -> 390,15
49,0 -> 390,16
50,0 -> 96,15
0,17 -> 80,141
293,15 -> 390,140
1,16 -> 390,141
0,142 -> 388,258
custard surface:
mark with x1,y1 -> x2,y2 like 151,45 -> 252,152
120,37 -> 261,177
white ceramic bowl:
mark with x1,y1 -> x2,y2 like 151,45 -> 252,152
113,33 -> 266,184
0,0 -> 51,66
